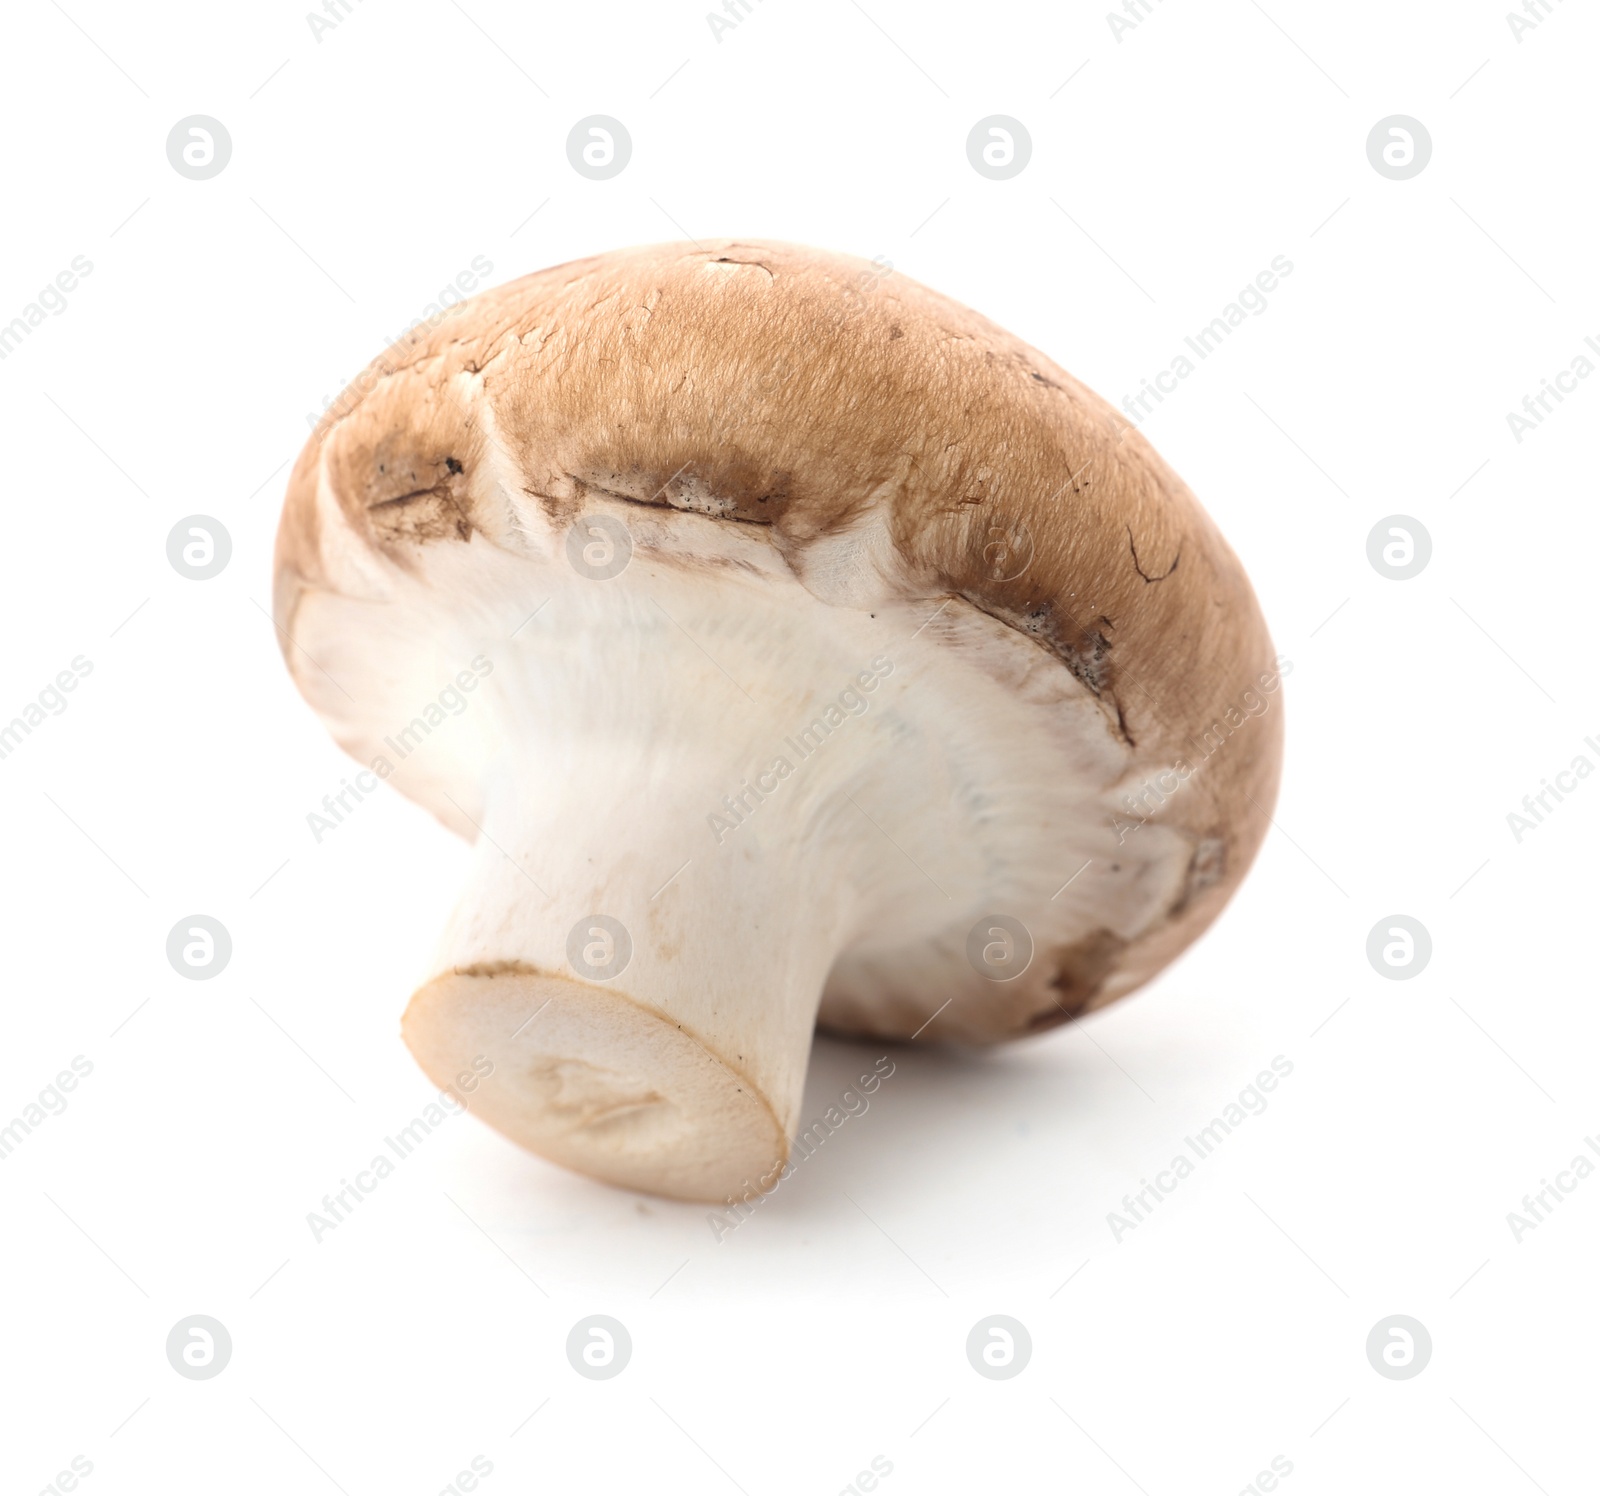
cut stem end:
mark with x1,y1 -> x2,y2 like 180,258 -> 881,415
402,966 -> 788,1202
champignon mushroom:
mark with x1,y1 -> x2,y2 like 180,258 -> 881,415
274,240 -> 1282,1202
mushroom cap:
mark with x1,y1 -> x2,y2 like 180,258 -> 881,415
275,238 -> 1282,1046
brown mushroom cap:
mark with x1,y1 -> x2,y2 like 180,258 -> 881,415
274,239 -> 1282,1197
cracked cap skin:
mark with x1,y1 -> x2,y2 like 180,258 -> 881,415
275,238 -> 1282,1050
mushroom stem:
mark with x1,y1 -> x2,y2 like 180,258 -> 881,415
401,760 -> 860,1202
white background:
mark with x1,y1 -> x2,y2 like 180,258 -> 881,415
1,0 -> 1596,1492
